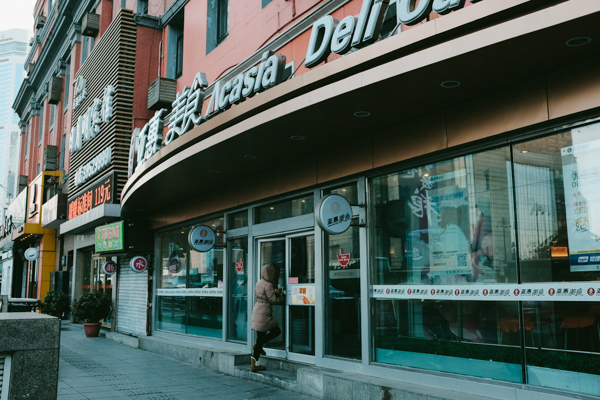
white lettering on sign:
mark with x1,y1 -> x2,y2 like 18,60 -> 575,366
73,76 -> 88,110
70,84 -> 115,153
74,147 -> 112,186
305,0 -> 483,69
136,109 -> 167,170
135,52 -> 290,170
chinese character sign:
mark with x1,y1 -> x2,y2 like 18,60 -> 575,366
68,173 -> 114,220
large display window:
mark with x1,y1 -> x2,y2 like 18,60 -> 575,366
156,217 -> 225,338
369,122 -> 600,396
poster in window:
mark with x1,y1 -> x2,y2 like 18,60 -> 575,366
561,132 -> 600,272
426,171 -> 472,283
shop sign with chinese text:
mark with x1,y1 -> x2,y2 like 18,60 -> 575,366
316,194 -> 353,234
68,173 -> 114,220
130,256 -> 148,273
102,261 -> 118,275
135,51 -> 291,170
95,220 -> 125,253
188,225 -> 216,252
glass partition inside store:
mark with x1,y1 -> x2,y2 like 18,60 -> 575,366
370,122 -> 600,395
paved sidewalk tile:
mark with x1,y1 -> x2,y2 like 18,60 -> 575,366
58,326 -> 315,400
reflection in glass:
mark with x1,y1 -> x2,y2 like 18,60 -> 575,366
258,239 -> 286,350
289,236 -> 315,284
290,306 -> 315,355
187,296 -> 223,338
324,184 -> 361,360
228,210 -> 249,230
228,237 -> 248,342
371,147 -> 517,286
159,227 -> 189,289
157,296 -> 186,334
513,124 -> 600,283
372,299 -> 522,382
255,195 -> 314,224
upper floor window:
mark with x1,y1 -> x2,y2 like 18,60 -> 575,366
262,0 -> 272,8
50,104 -> 56,130
137,0 -> 149,14
38,107 -> 44,146
60,134 -> 66,171
167,10 -> 184,79
63,59 -> 70,112
206,0 -> 228,54
82,36 -> 89,64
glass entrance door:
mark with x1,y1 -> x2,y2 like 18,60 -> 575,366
91,254 -> 112,328
256,233 -> 316,362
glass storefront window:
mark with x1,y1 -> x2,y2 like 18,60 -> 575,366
157,296 -> 186,334
159,227 -> 189,289
255,195 -> 314,224
371,147 -> 517,286
228,237 -> 248,342
513,124 -> 600,396
513,124 -> 600,283
372,299 -> 522,382
156,217 -> 225,339
324,184 -> 361,359
228,210 -> 248,230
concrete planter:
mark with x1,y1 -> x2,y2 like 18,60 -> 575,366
83,323 -> 101,337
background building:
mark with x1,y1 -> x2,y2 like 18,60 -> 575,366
0,29 -> 28,220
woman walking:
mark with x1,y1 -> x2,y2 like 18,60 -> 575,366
251,264 -> 285,372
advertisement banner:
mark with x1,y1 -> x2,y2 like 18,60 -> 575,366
95,220 -> 125,252
370,282 -> 600,302
561,133 -> 600,272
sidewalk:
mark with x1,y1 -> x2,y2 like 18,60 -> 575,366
58,325 -> 314,400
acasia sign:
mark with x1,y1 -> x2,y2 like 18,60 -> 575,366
305,0 -> 483,69
135,51 -> 289,170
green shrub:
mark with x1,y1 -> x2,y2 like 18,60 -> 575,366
40,289 -> 71,319
72,291 -> 111,323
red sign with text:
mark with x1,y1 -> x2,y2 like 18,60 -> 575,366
68,173 -> 114,220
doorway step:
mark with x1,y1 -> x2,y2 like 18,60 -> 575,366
114,333 -> 547,400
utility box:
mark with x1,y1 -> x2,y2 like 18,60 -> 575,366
147,77 -> 177,110
48,77 -> 63,104
82,13 -> 100,37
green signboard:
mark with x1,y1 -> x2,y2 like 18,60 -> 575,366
95,221 -> 125,253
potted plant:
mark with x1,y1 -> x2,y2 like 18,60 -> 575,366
40,289 -> 71,319
72,291 -> 111,337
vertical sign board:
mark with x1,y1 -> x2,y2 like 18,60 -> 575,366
95,220 -> 125,253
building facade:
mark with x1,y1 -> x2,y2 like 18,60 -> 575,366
9,0 -> 158,329
121,0 -> 600,398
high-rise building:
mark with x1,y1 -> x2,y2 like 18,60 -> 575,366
0,29 -> 28,220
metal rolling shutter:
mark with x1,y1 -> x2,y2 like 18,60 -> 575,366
0,354 -> 11,400
116,258 -> 148,336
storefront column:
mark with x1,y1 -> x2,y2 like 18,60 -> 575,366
37,233 -> 56,299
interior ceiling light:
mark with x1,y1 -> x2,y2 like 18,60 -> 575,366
354,111 -> 371,118
521,150 -> 529,154
244,154 -> 257,159
291,135 -> 305,140
441,80 -> 460,89
566,37 -> 591,47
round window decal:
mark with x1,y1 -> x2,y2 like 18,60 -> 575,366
189,225 -> 216,252
316,194 -> 353,235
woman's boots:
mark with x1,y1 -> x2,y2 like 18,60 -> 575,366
251,357 -> 266,372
